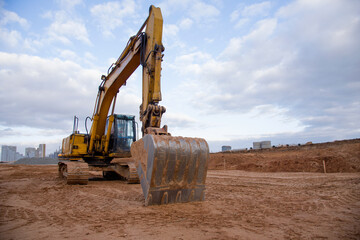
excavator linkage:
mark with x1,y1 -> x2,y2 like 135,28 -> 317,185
131,135 -> 209,206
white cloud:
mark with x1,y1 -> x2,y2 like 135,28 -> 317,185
159,0 -> 193,16
188,1 -> 220,22
0,52 -> 100,130
276,0 -> 360,54
162,23 -> 185,49
0,9 -> 29,28
230,9 -> 240,22
230,1 -> 271,21
234,18 -> 249,29
204,38 -> 214,43
222,18 -> 278,58
159,0 -> 220,24
163,112 -> 197,129
57,0 -> 83,11
0,27 -> 22,47
170,51 -> 212,76
90,0 -> 136,38
241,1 -> 271,18
0,52 -> 142,138
163,24 -> 179,37
230,2 -> 271,29
0,8 -> 29,48
47,11 -> 91,45
179,18 -> 193,29
84,52 -> 96,62
59,49 -> 78,60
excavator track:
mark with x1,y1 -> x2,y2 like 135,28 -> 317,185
127,162 -> 140,184
106,161 -> 140,184
58,161 -> 89,185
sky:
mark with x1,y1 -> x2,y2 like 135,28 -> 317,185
0,0 -> 359,155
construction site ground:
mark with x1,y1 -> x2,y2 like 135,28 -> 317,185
0,139 -> 359,239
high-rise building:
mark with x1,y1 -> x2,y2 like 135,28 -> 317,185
15,152 -> 23,160
25,147 -> 36,158
38,144 -> 46,158
1,145 -> 17,162
25,144 -> 46,158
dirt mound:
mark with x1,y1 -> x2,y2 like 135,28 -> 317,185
209,139 -> 360,172
14,157 -> 59,165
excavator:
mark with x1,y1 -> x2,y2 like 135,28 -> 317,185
58,5 -> 209,206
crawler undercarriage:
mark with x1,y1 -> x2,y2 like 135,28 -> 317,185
58,159 -> 139,185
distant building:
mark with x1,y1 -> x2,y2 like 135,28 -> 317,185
16,152 -> 23,160
25,144 -> 46,158
253,141 -> 271,150
253,142 -> 261,150
38,144 -> 46,158
25,147 -> 36,158
222,146 -> 231,152
49,149 -> 61,159
1,145 -> 17,162
260,141 -> 271,149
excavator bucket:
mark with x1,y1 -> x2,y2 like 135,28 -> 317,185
131,135 -> 209,206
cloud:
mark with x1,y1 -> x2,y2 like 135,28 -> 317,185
57,0 -> 83,11
159,0 -> 220,24
230,1 -> 271,29
0,8 -> 29,48
46,11 -> 91,45
171,51 -> 212,75
179,18 -> 193,29
163,24 -> 179,37
169,0 -> 360,140
0,52 -> 99,130
0,8 -> 29,28
0,127 -> 15,136
90,0 -> 136,38
241,1 -> 271,18
58,49 -> 78,60
188,1 -> 220,22
163,113 -> 197,129
0,52 -> 142,132
0,2 -> 91,50
0,27 -> 22,47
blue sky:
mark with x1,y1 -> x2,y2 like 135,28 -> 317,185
0,0 -> 359,155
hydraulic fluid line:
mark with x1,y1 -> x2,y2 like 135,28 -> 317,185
85,116 -> 92,135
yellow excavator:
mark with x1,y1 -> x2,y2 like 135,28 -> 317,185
58,5 -> 209,206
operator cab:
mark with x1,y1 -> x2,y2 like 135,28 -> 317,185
107,114 -> 137,154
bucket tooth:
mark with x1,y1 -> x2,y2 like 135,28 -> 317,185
131,134 -> 209,206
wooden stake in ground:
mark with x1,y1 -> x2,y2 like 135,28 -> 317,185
323,160 -> 327,173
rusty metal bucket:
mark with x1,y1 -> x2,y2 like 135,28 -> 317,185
131,134 -> 209,206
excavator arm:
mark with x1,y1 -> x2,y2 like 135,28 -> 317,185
89,6 -> 167,154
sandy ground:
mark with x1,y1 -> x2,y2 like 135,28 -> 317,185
0,164 -> 359,240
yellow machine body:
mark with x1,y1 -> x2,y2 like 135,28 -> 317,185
60,134 -> 87,157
